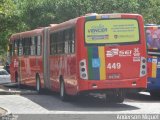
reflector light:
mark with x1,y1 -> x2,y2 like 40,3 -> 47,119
80,59 -> 88,80
82,73 -> 86,78
142,65 -> 146,69
142,59 -> 146,63
80,62 -> 84,66
141,71 -> 146,75
140,57 -> 147,77
81,68 -> 85,72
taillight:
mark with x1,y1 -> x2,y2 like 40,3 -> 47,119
79,59 -> 88,80
140,57 -> 147,77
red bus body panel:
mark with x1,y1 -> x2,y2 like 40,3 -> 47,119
10,29 -> 44,88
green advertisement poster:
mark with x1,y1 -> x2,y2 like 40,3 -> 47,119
85,19 -> 139,44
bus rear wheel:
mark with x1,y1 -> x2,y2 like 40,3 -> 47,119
105,90 -> 125,103
36,76 -> 41,93
114,92 -> 125,103
60,80 -> 69,101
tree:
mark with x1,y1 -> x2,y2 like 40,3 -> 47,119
15,0 -> 160,29
0,0 -> 16,53
19,0 -> 55,29
0,0 -> 28,54
0,0 -> 160,57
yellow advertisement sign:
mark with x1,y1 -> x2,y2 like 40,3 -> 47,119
85,19 -> 139,44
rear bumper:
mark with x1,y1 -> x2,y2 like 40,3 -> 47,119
78,76 -> 147,93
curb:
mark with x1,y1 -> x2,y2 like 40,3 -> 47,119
0,84 -> 38,95
0,89 -> 38,95
0,107 -> 12,119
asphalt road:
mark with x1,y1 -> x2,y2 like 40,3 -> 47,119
0,86 -> 160,120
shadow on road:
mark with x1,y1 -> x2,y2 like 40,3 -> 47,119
22,92 -> 140,112
3,85 -> 160,112
126,92 -> 160,102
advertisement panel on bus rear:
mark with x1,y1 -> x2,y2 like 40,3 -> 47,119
85,19 -> 139,44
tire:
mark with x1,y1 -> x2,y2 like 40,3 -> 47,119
36,76 -> 41,93
105,91 -> 125,103
60,80 -> 69,101
15,72 -> 21,88
15,72 -> 18,83
115,93 -> 125,103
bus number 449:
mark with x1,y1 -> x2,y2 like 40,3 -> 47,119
107,63 -> 121,70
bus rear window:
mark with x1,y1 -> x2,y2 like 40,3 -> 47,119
85,19 -> 139,44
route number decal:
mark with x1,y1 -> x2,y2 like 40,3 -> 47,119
107,63 -> 121,69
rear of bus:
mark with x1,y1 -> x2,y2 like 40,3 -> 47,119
145,25 -> 160,97
76,14 -> 147,98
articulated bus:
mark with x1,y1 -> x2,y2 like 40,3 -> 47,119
145,24 -> 160,97
9,29 -> 44,87
9,13 -> 147,103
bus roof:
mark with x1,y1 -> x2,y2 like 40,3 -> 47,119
10,28 -> 44,41
49,13 -> 142,32
49,18 -> 78,32
10,13 -> 143,40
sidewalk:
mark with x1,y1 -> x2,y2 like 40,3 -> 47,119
0,107 -> 13,119
0,84 -> 38,118
0,107 -> 7,117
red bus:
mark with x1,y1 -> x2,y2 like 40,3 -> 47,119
9,13 -> 147,103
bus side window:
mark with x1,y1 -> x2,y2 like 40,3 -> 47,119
64,28 -> 75,54
68,28 -> 75,53
50,28 -> 75,55
31,36 -> 36,56
50,33 -> 57,55
71,28 -> 75,53
57,31 -> 64,54
18,40 -> 23,56
22,37 -> 30,56
14,40 -> 18,56
64,30 -> 69,54
36,36 -> 41,56
22,38 -> 25,55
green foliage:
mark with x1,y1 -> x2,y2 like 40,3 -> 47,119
53,0 -> 160,24
0,0 -> 160,57
0,0 -> 16,55
0,0 -> 28,56
19,0 -> 55,29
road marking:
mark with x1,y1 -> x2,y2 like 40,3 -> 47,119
15,111 -> 122,114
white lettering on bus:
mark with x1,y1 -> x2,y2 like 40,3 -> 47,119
107,63 -> 121,70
